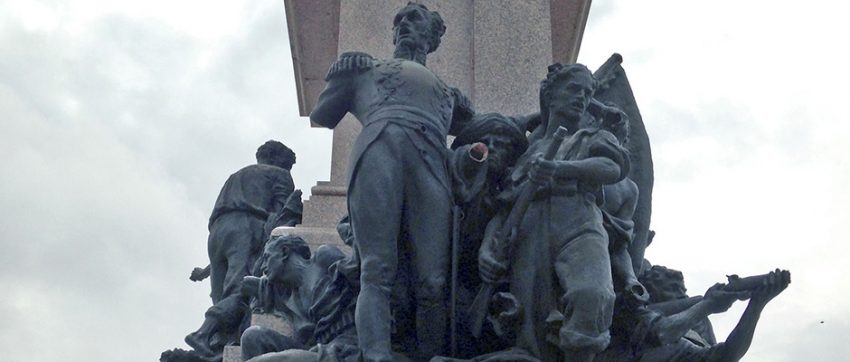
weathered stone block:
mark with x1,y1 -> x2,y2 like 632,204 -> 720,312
223,346 -> 242,362
300,182 -> 348,228
251,313 -> 293,336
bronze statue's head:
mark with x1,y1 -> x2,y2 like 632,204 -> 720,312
595,101 -> 630,146
639,265 -> 688,303
256,140 -> 296,170
261,234 -> 311,285
392,2 -> 446,55
539,63 -> 598,132
451,113 -> 529,171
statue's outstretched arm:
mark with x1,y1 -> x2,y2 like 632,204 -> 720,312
715,269 -> 791,361
652,283 -> 747,345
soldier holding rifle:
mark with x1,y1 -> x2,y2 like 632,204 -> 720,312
477,63 -> 630,362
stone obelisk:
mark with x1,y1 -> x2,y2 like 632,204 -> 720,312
280,0 -> 592,248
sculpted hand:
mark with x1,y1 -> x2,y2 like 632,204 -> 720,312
750,269 -> 791,308
242,276 -> 261,297
624,279 -> 650,305
469,142 -> 489,162
704,283 -> 750,314
479,245 -> 507,284
451,87 -> 475,121
189,266 -> 209,282
529,154 -> 556,186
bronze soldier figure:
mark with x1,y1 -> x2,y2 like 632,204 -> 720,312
310,3 -> 474,361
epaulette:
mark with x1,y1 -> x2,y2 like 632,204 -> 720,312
325,52 -> 374,80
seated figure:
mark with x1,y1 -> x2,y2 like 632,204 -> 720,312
239,233 -> 359,362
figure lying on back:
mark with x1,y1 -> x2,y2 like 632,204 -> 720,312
599,267 -> 791,361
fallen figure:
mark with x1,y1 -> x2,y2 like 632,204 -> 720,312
598,268 -> 791,362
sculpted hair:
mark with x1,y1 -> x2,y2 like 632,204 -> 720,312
639,265 -> 687,303
256,140 -> 296,168
265,234 -> 312,261
599,102 -> 631,146
540,63 -> 598,110
395,2 -> 446,53
538,63 -> 598,131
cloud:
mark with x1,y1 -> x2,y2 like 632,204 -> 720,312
0,1 -> 331,360
580,1 -> 850,360
0,80 -> 210,359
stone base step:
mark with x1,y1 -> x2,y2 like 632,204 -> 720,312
223,345 -> 242,362
251,313 -> 292,335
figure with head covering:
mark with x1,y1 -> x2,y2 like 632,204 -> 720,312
450,112 -> 528,252
446,112 -> 529,356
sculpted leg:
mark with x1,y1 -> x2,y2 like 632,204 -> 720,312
208,229 -> 226,303
406,175 -> 452,360
241,326 -> 301,361
245,349 -> 318,362
349,137 -> 404,362
184,223 -> 230,358
553,233 -> 615,360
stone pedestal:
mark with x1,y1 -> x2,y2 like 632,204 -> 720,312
281,0 -> 592,248
292,181 -> 348,250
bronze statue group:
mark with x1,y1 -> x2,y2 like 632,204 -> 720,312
162,3 -> 790,362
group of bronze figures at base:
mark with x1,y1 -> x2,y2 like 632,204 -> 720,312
161,3 -> 790,362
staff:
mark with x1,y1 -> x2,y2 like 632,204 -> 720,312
468,126 -> 570,338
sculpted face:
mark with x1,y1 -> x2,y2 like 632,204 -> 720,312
653,278 -> 687,302
393,5 -> 432,53
263,249 -> 293,285
548,70 -> 595,131
642,268 -> 689,303
479,134 -> 516,172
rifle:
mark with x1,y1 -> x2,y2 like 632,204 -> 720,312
468,126 -> 570,338
725,271 -> 790,292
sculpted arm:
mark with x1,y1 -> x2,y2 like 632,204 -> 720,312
272,171 -> 295,211
529,155 -> 622,188
647,296 -> 703,316
652,283 -> 748,345
310,78 -> 352,129
449,143 -> 489,203
552,157 -> 622,185
310,52 -> 372,129
190,264 -> 211,282
448,87 -> 476,136
531,131 -> 629,187
711,269 -> 791,361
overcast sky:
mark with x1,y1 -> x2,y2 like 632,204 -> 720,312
1,1 -> 848,361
